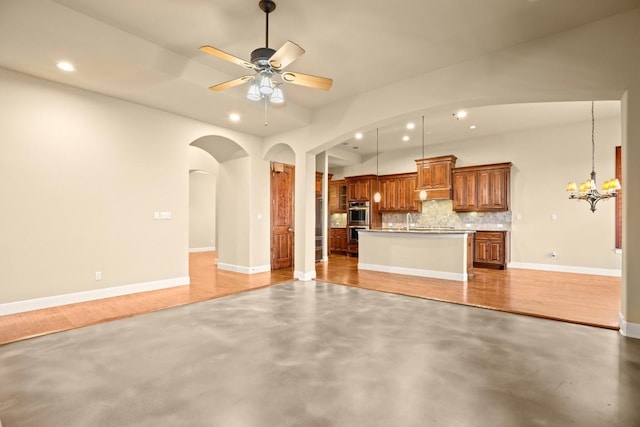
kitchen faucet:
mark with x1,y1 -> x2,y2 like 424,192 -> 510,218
406,212 -> 411,231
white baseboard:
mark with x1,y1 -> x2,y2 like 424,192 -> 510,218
189,246 -> 215,253
508,262 -> 621,277
619,313 -> 640,339
294,270 -> 316,281
358,263 -> 467,282
0,276 -> 190,316
217,263 -> 271,274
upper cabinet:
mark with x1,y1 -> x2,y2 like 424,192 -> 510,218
378,173 -> 421,212
329,179 -> 347,213
415,155 -> 457,200
452,162 -> 512,212
315,172 -> 323,195
346,175 -> 375,201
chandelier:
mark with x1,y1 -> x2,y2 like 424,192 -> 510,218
566,101 -> 620,212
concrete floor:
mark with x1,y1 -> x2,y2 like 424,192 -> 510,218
0,281 -> 639,427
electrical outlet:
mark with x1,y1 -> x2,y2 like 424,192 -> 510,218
95,271 -> 102,280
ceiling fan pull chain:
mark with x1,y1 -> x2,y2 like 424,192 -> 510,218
264,96 -> 269,126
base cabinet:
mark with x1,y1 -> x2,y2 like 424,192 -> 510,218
329,228 -> 348,254
474,231 -> 507,269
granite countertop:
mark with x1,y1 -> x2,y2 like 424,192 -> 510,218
364,228 -> 475,234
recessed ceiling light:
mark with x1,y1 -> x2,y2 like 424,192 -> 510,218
355,132 -> 363,140
406,122 -> 415,130
402,135 -> 410,142
469,125 -> 477,130
454,110 -> 468,119
229,113 -> 240,122
56,61 -> 75,72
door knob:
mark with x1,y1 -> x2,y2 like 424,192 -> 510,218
288,228 -> 294,232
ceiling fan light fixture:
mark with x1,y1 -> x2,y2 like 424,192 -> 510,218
259,73 -> 273,95
270,85 -> 285,104
247,81 -> 261,101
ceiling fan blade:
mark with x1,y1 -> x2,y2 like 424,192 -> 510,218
281,71 -> 333,91
269,41 -> 305,70
199,45 -> 255,70
209,76 -> 254,92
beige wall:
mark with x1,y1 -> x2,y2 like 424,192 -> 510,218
0,67 -> 269,305
189,146 -> 218,251
189,171 -> 216,250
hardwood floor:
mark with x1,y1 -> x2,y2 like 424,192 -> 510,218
317,254 -> 621,330
0,252 -> 620,345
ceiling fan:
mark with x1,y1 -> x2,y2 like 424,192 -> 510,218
199,0 -> 333,105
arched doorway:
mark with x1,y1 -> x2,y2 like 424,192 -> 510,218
189,135 -> 249,272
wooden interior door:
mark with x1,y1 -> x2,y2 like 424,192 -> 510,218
271,163 -> 294,270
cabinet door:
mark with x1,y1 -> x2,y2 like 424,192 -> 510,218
488,241 -> 503,264
431,161 -> 451,188
475,238 -> 490,263
477,168 -> 508,210
378,178 -> 395,211
337,229 -> 347,252
329,229 -> 336,252
418,163 -> 434,188
329,182 -> 339,213
358,180 -> 371,200
347,178 -> 373,201
452,171 -> 477,211
474,232 -> 506,268
338,184 -> 347,211
397,176 -> 419,211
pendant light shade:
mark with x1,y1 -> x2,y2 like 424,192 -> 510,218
270,85 -> 285,104
246,81 -> 261,101
259,73 -> 273,95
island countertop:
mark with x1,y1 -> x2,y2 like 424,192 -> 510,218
362,228 -> 475,234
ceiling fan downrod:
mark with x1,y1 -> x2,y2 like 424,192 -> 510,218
259,0 -> 276,48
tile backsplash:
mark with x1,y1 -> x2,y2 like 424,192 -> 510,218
330,213 -> 347,227
382,200 -> 511,230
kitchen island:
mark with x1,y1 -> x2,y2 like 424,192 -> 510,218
357,229 -> 475,281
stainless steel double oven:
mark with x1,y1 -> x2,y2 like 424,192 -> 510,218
348,201 -> 369,246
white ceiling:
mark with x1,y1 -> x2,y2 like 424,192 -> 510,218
0,0 -> 636,153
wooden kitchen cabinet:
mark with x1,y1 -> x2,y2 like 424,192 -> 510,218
346,175 -> 375,201
378,173 -> 420,212
474,231 -> 508,269
315,172 -> 323,195
329,179 -> 347,213
452,162 -> 512,212
329,227 -> 348,253
415,155 -> 457,200
452,169 -> 477,211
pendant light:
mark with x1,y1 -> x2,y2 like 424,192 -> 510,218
566,101 -> 621,212
373,128 -> 382,203
419,115 -> 428,201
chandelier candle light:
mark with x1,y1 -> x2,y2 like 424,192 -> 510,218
566,101 -> 621,212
